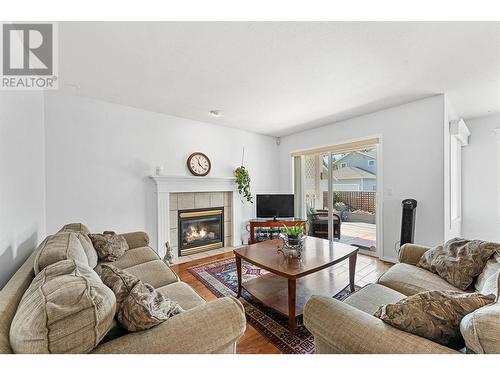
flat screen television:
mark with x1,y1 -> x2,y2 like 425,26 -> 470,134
256,194 -> 294,218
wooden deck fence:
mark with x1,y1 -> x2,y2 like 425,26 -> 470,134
323,191 -> 376,213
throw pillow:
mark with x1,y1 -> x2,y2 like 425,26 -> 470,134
475,250 -> 500,294
89,232 -> 129,261
417,238 -> 500,290
10,259 -> 116,353
374,290 -> 495,349
99,264 -> 183,332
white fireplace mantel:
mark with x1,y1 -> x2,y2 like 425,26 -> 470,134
149,175 -> 242,260
151,175 -> 237,193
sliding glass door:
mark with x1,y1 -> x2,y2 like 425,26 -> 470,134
294,141 -> 379,256
295,152 -> 331,239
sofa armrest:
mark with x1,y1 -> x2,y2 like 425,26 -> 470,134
121,231 -> 150,249
91,297 -> 246,354
398,243 -> 430,265
303,296 -> 457,354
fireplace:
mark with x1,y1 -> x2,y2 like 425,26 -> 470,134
178,207 -> 224,256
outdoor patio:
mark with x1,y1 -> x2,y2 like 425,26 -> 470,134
336,221 -> 376,252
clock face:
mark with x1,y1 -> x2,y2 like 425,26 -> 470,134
187,152 -> 211,176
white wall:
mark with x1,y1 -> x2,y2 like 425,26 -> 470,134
278,96 -> 446,262
462,113 -> 500,241
0,92 -> 45,288
44,92 -> 279,246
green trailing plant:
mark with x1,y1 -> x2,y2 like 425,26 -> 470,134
282,224 -> 304,238
234,147 -> 253,203
234,166 -> 253,203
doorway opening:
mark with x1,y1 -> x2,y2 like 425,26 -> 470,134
293,138 -> 380,257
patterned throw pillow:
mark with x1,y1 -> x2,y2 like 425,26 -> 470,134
374,290 -> 495,349
99,264 -> 184,332
417,238 -> 499,290
89,232 -> 129,261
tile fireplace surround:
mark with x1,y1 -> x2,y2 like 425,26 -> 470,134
150,175 -> 242,263
173,193 -> 232,256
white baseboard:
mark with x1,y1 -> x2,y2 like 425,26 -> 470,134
380,256 -> 398,264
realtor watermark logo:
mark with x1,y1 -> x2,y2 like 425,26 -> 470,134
1,22 -> 58,90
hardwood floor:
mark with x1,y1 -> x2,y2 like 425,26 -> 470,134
170,250 -> 392,354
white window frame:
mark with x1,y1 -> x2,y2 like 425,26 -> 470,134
496,129 -> 500,241
445,119 -> 470,240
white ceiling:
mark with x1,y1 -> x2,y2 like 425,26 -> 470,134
59,22 -> 500,136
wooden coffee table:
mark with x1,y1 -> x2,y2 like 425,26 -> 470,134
233,236 -> 358,334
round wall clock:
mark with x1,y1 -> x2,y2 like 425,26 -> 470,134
187,152 -> 211,176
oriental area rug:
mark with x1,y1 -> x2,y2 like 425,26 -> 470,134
188,257 -> 359,354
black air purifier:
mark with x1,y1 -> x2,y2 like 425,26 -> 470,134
400,199 -> 417,246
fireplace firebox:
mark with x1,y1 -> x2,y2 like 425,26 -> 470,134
178,207 -> 224,256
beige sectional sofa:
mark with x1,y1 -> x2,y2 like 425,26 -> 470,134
304,243 -> 500,354
0,223 -> 246,354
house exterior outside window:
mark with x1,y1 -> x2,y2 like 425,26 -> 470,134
331,150 -> 376,192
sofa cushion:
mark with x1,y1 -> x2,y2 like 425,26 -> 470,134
10,259 -> 116,353
33,232 -> 89,274
89,232 -> 129,262
58,224 -> 98,268
121,231 -> 150,249
461,271 -> 500,353
0,250 -> 37,354
75,233 -> 98,268
374,290 -> 495,349
123,260 -> 178,288
475,251 -> 500,293
100,264 -> 183,332
60,222 -> 91,235
417,238 -> 499,290
378,263 -> 465,296
94,246 -> 159,274
100,319 -> 127,344
156,282 -> 206,310
344,284 -> 406,315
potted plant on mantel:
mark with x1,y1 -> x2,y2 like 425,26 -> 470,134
234,147 -> 253,203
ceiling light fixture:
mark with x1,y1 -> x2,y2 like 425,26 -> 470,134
209,110 -> 221,117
